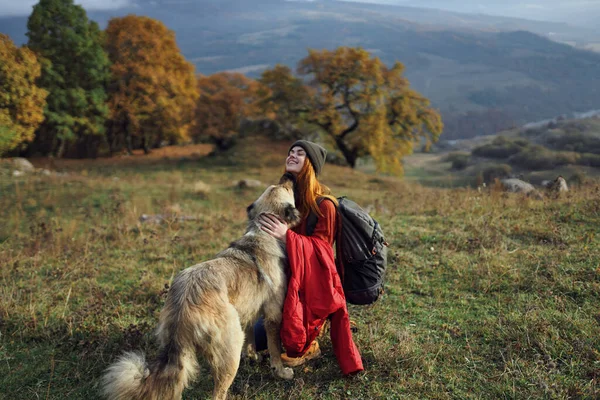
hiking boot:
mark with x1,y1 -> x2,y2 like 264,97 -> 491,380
281,340 -> 321,367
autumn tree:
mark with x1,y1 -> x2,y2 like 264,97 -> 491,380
261,47 -> 443,173
27,0 -> 110,157
192,72 -> 265,151
0,34 -> 48,156
104,15 -> 198,154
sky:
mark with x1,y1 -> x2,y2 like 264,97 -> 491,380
0,0 -> 132,16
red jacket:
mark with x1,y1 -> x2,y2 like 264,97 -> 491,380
281,199 -> 364,375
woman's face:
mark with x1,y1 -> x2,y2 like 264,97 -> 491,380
286,146 -> 306,176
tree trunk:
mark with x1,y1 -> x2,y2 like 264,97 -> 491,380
106,120 -> 115,157
335,137 -> 357,168
214,137 -> 234,152
142,134 -> 150,154
124,118 -> 133,155
56,138 -> 66,159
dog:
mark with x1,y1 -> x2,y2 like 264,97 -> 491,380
101,176 -> 300,400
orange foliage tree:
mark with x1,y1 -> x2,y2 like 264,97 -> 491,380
104,15 -> 198,154
261,47 -> 443,174
0,34 -> 48,156
191,72 -> 265,151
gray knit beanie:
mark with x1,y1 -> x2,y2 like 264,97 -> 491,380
289,140 -> 327,176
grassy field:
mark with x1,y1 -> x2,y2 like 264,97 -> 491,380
1,138 -> 599,399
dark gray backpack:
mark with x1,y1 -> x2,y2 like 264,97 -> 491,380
307,197 -> 388,305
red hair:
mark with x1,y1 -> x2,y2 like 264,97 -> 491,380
287,157 -> 337,219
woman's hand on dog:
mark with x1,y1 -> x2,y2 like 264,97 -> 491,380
258,213 -> 288,242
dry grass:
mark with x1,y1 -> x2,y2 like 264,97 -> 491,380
26,143 -> 214,170
1,138 -> 599,399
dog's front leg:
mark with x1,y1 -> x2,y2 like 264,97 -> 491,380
263,318 -> 294,380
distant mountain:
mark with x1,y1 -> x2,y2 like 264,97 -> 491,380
2,0 -> 600,139
341,0 -> 600,32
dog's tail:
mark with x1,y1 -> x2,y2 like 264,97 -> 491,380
101,271 -> 201,400
101,338 -> 199,400
101,342 -> 198,400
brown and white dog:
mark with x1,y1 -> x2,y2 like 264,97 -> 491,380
101,177 -> 300,400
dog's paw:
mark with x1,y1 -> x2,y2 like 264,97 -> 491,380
274,366 -> 294,380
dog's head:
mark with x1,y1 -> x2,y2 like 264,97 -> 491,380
246,175 -> 300,227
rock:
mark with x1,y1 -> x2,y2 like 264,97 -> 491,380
545,176 -> 569,198
236,179 -> 263,189
551,176 -> 568,192
12,158 -> 35,173
139,214 -> 164,224
40,169 -> 52,176
12,170 -> 24,177
193,181 -> 211,196
499,178 -> 536,194
527,190 -> 545,200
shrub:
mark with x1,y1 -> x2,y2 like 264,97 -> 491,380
545,133 -> 600,155
443,152 -> 470,170
569,170 -> 587,186
472,136 -> 530,159
508,146 -> 580,170
577,153 -> 600,167
474,164 -> 512,183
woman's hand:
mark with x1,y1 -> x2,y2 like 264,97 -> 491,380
258,213 -> 288,242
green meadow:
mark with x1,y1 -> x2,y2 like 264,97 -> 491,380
1,138 -> 599,399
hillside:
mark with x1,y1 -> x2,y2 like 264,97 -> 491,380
342,0 -> 600,33
2,0 -> 600,139
1,136 -> 599,398
404,116 -> 600,187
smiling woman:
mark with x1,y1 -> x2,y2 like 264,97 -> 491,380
285,144 -> 307,175
253,140 -> 364,375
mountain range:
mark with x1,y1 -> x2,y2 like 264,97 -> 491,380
1,0 -> 600,139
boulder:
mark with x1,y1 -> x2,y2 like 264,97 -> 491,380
545,176 -> 569,198
12,158 -> 35,173
193,180 -> 211,195
499,178 -> 536,194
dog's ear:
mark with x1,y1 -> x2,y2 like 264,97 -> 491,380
246,202 -> 256,220
278,172 -> 296,191
282,203 -> 301,225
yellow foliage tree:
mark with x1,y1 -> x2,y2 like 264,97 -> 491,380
104,15 -> 198,154
0,34 -> 48,156
192,72 -> 265,151
262,47 -> 443,174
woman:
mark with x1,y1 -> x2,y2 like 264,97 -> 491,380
256,140 -> 364,375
